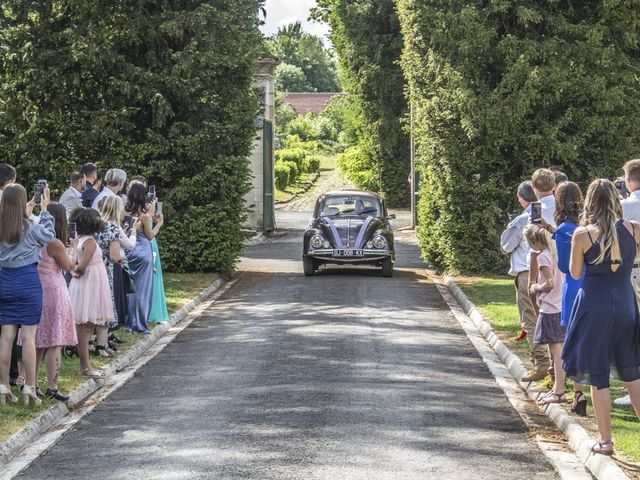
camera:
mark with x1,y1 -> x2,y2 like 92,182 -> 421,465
615,177 -> 629,199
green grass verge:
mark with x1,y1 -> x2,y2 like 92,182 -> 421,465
0,272 -> 215,443
275,172 -> 318,202
456,275 -> 640,463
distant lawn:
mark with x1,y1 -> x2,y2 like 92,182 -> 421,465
0,272 -> 216,444
275,172 -> 318,203
456,275 -> 640,464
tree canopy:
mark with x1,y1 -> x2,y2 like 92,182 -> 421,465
266,21 -> 340,93
0,0 -> 264,274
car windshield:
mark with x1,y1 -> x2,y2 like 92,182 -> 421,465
318,195 -> 381,217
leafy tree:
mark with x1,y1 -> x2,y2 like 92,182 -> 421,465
275,63 -> 312,92
0,0 -> 264,274
313,1 -> 409,206
267,21 -> 340,92
396,0 -> 640,273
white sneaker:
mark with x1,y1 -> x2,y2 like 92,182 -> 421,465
613,394 -> 631,406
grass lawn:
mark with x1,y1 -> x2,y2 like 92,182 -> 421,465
275,172 -> 318,203
0,272 -> 216,444
456,275 -> 640,464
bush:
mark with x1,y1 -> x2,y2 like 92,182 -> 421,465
283,160 -> 299,183
396,1 -> 640,273
275,161 -> 290,191
0,1 -> 263,274
275,148 -> 306,167
305,155 -> 321,173
336,146 -> 379,192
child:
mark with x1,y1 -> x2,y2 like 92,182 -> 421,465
34,203 -> 78,400
68,208 -> 114,379
0,184 -> 56,406
524,224 -> 566,405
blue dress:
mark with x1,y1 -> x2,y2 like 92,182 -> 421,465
148,238 -> 169,323
553,222 -> 584,328
562,221 -> 640,389
125,232 -> 154,333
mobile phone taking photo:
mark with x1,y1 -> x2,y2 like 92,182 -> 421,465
34,183 -> 45,204
156,201 -> 163,217
123,215 -> 134,231
67,222 -> 77,245
530,202 -> 542,223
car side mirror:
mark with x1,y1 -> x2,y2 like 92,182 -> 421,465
387,214 -> 396,220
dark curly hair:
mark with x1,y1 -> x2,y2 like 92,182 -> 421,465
125,182 -> 148,215
69,207 -> 105,235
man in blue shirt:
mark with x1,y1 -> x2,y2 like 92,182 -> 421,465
501,181 -> 550,382
80,163 -> 100,208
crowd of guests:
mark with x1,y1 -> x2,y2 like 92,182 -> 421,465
501,165 -> 640,456
0,163 -> 169,407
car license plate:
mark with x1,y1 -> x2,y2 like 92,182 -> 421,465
333,249 -> 364,257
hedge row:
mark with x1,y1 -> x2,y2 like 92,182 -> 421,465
0,2 -> 263,274
274,148 -> 320,191
396,1 -> 640,273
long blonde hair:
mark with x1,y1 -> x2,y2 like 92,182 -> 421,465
582,179 -> 623,265
0,184 -> 29,244
524,225 -> 557,260
99,195 -> 125,226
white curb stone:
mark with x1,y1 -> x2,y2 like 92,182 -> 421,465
441,274 -> 630,480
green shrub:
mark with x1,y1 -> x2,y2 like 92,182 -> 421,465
0,1 -> 262,274
336,145 -> 379,192
275,161 -> 290,191
275,148 -> 306,167
305,155 -> 321,173
283,160 -> 299,183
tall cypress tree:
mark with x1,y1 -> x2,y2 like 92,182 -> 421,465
0,1 -> 264,273
314,0 -> 410,207
396,1 -> 640,273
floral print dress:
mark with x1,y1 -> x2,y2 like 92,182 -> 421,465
95,222 -> 121,328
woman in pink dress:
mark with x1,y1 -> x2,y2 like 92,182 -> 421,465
68,208 -> 114,379
34,203 -> 78,400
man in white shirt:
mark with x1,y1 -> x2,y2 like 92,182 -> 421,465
501,181 -> 549,382
617,159 -> 640,405
91,168 -> 127,210
58,171 -> 85,219
0,164 -> 16,202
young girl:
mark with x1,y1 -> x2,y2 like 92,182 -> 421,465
68,208 -> 114,378
33,203 -> 78,401
0,184 -> 56,406
524,224 -> 566,406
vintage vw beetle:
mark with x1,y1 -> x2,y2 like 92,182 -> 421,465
302,190 -> 396,277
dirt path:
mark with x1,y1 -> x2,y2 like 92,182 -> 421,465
277,168 -> 356,212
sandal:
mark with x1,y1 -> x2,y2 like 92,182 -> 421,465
80,368 -> 105,379
571,391 -> 588,417
592,440 -> 614,456
537,391 -> 566,406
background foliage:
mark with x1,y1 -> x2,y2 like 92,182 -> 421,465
0,0 -> 264,274
266,21 -> 340,93
396,0 -> 640,273
313,0 -> 410,207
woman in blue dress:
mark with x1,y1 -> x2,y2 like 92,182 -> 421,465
542,181 -> 587,415
124,183 -> 163,333
148,238 -> 169,323
563,179 -> 640,455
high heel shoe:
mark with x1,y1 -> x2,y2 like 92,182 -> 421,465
46,388 -> 69,402
21,385 -> 42,407
572,391 -> 588,417
0,384 -> 18,405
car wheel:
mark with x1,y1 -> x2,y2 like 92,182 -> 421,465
382,258 -> 393,277
303,256 -> 316,276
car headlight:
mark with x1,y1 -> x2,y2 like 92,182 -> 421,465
323,240 -> 331,249
366,241 -> 374,249
372,235 -> 387,249
310,234 -> 324,249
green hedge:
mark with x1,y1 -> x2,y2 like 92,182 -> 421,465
336,146 -> 379,192
275,148 -> 306,167
0,2 -> 263,274
396,1 -> 640,273
275,162 -> 290,191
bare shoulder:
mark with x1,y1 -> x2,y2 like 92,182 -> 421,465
47,238 -> 64,254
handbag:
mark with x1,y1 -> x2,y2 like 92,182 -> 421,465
121,265 -> 135,294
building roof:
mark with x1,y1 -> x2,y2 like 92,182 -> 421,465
281,92 -> 345,116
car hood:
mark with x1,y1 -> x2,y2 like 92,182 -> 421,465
318,216 -> 377,249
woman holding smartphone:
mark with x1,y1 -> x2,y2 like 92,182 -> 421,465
0,184 -> 56,406
149,199 -> 169,324
124,182 -> 163,333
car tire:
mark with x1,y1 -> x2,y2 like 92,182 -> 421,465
382,258 -> 393,278
303,256 -> 316,276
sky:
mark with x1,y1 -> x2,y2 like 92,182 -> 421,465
261,0 -> 331,42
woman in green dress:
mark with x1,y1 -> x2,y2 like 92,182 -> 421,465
148,237 -> 169,323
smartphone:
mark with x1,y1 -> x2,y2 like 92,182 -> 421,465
34,183 -> 45,204
530,202 -> 542,223
156,201 -> 163,216
123,215 -> 134,230
147,185 -> 157,203
67,222 -> 77,245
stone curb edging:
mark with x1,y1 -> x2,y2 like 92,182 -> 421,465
441,274 -> 630,480
274,171 -> 321,206
0,276 -> 226,466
